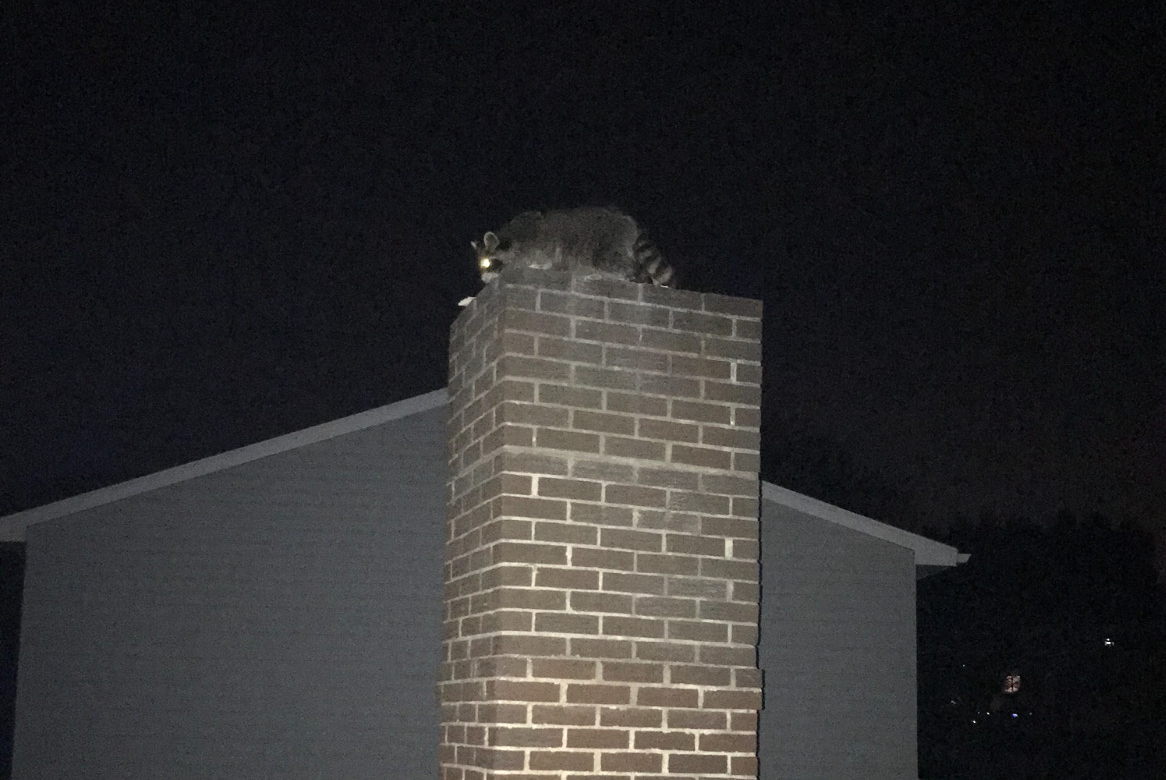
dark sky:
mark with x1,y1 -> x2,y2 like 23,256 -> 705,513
2,1 -> 1162,535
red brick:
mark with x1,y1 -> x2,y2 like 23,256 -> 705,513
668,620 -> 728,643
537,383 -> 603,409
637,418 -> 699,443
604,346 -> 670,373
489,726 -> 563,747
599,751 -> 662,773
601,615 -> 665,639
569,637 -> 633,659
535,612 -> 600,635
529,750 -> 595,771
700,557 -> 757,582
493,634 -> 567,657
537,336 -> 603,363
603,484 -> 666,508
668,753 -> 728,774
570,503 -> 634,527
635,641 -> 696,663
571,458 -> 636,482
487,680 -> 561,702
735,362 -> 762,385
531,704 -> 597,725
501,308 -> 571,337
703,689 -> 762,710
573,365 -> 639,390
640,326 -> 701,353
496,400 -> 569,427
605,391 -> 669,416
731,710 -> 758,732
566,728 -> 630,749
731,539 -> 759,560
530,658 -> 598,680
601,661 -> 664,683
534,521 -> 598,545
606,300 -> 671,327
570,591 -> 634,614
699,645 -> 756,667
668,533 -> 727,557
639,373 -> 702,398
572,547 -> 634,572
534,427 -> 600,453
493,587 -> 566,611
634,596 -> 696,618
566,683 -> 631,705
599,707 -> 662,728
704,335 -> 762,361
636,553 -> 700,576
538,290 -> 605,318
670,354 -> 732,379
666,576 -> 728,599
535,567 -> 599,590
603,436 -> 666,460
671,664 -> 732,686
636,686 -> 699,708
634,730 -> 694,751
504,451 -> 570,476
734,451 -> 761,472
492,542 -> 567,566
671,399 -> 732,424
701,516 -> 759,541
668,709 -> 727,729
599,528 -> 662,552
733,755 -> 760,776
601,571 -> 666,595
671,444 -> 733,470
495,495 -> 568,521
498,354 -> 571,381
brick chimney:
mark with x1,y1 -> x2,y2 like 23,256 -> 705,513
441,269 -> 762,779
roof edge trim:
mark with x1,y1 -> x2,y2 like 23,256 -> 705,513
760,481 -> 964,568
0,388 -> 448,541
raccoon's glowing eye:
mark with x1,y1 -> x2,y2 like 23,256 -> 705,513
479,258 -> 492,269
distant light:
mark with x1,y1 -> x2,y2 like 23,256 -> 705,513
1012,713 -> 1018,718
1104,637 -> 1114,647
972,719 -> 977,724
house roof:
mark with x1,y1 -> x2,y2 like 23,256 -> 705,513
761,482 -> 966,569
0,389 -> 965,570
0,389 -> 448,542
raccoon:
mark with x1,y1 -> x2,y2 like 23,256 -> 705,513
472,207 -> 677,287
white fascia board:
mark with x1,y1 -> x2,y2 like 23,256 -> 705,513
761,481 -> 964,568
0,388 -> 448,542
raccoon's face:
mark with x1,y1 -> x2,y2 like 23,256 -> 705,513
472,230 -> 508,283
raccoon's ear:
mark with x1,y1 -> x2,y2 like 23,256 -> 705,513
471,240 -> 480,251
483,231 -> 500,252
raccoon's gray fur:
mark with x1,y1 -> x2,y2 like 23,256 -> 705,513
472,207 -> 677,287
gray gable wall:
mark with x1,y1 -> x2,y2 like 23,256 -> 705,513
758,498 -> 918,779
9,396 -> 951,778
12,405 -> 447,779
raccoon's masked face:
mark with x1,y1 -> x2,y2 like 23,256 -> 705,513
472,230 -> 508,283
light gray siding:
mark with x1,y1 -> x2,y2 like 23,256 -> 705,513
758,499 -> 917,780
12,405 -> 446,779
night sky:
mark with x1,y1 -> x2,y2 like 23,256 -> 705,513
2,2 -> 1162,539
